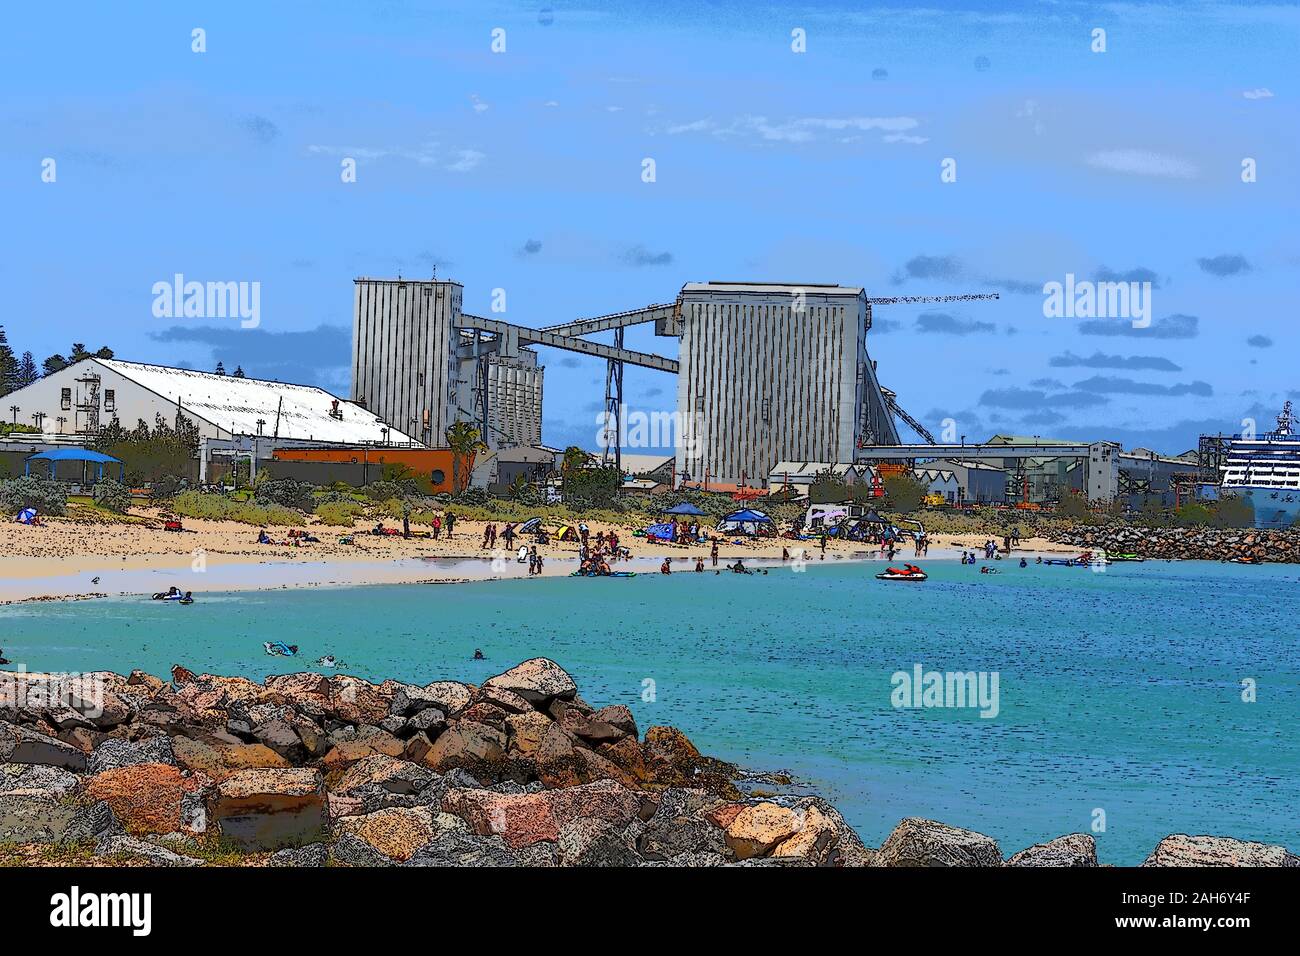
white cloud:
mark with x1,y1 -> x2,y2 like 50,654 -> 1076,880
664,114 -> 922,145
883,133 -> 929,145
1242,87 -> 1274,100
307,142 -> 483,173
666,119 -> 713,134
1085,149 -> 1198,179
470,93 -> 490,113
446,149 -> 484,172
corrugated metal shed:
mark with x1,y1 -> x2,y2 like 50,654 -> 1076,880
99,359 -> 417,445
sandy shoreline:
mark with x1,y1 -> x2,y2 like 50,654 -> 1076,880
0,511 -> 1076,603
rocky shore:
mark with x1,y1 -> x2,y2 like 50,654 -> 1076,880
2,659 -> 1295,867
1052,525 -> 1300,563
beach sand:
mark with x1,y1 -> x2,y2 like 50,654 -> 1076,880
0,508 -> 1075,602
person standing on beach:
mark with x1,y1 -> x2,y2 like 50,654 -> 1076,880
445,511 -> 455,539
711,539 -> 719,567
503,523 -> 516,550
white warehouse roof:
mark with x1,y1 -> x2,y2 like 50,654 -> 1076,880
98,359 -> 418,445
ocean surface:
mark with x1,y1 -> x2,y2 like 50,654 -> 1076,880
2,557 -> 1297,865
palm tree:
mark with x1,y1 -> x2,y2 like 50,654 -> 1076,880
445,420 -> 488,493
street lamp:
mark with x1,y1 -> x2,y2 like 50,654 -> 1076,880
8,405 -> 18,424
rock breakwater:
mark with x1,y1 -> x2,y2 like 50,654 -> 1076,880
1052,525 -> 1300,563
2,660 -> 1295,867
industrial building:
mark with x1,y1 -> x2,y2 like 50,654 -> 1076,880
925,459 -> 1008,504
351,278 -> 545,450
0,358 -> 413,446
0,357 -> 417,485
767,461 -> 872,497
913,465 -> 960,503
672,283 -> 897,488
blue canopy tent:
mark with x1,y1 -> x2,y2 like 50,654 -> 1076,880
25,449 -> 125,484
662,502 -> 706,517
717,508 -> 775,536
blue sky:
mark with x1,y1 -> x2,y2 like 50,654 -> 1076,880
3,0 -> 1297,454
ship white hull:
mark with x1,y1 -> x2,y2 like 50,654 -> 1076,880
1232,486 -> 1300,530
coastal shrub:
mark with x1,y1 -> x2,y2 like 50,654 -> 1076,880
1173,502 -> 1213,527
173,490 -> 299,526
1056,491 -> 1094,522
450,485 -> 489,507
238,502 -> 297,526
254,477 -> 316,512
364,479 -> 409,502
149,474 -> 187,502
315,500 -> 364,526
0,475 -> 68,516
91,478 -> 133,513
562,466 -> 621,508
314,488 -> 362,507
1212,495 -> 1254,529
173,490 -> 233,521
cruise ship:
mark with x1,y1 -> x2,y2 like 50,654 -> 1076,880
1220,402 -> 1300,529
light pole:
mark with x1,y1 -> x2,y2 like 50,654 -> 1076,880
8,405 -> 18,424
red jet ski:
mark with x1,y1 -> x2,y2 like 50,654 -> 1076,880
876,563 -> 928,581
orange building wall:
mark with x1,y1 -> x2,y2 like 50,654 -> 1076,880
270,447 -> 470,493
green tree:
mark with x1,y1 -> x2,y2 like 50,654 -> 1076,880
91,413 -> 200,484
882,474 -> 927,513
445,420 -> 488,493
561,445 -> 591,474
809,468 -> 852,503
17,352 -> 39,388
563,465 -> 622,508
0,327 -> 18,396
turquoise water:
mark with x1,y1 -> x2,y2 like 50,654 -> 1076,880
2,558 -> 1297,865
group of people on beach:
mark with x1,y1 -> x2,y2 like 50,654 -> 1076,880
659,553 -> 766,575
257,528 -> 321,546
522,545 -> 545,575
575,529 -> 627,576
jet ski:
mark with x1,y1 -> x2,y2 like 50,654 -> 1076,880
875,563 -> 927,581
1108,554 -> 1144,562
569,570 -> 637,578
264,641 -> 299,657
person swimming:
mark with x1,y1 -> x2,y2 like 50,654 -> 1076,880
317,655 -> 338,668
0,648 -> 9,665
728,560 -> 752,574
178,591 -> 194,604
1019,558 -> 1028,568
473,648 -> 485,660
